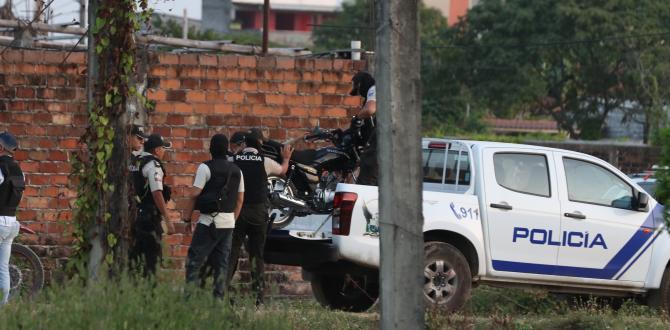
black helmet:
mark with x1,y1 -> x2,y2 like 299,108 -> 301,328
0,132 -> 18,152
349,71 -> 375,98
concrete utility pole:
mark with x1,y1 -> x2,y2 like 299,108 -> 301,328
376,0 -> 424,328
262,0 -> 269,55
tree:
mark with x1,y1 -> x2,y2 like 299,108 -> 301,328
445,0 -> 670,140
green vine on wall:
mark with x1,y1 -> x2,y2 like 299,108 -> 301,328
70,0 -> 152,274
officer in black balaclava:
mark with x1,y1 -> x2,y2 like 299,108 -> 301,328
350,71 -> 378,185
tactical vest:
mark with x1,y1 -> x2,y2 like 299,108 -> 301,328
196,158 -> 241,214
234,150 -> 268,205
133,154 -> 170,208
0,155 -> 25,217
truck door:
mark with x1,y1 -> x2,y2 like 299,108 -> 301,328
483,149 -> 561,278
554,154 -> 655,285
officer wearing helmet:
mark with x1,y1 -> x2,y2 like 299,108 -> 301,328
0,132 -> 24,304
349,71 -> 377,185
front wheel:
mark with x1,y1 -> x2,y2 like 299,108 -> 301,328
423,241 -> 472,312
309,271 -> 379,312
9,244 -> 44,300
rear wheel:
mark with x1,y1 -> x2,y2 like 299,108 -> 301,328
267,176 -> 296,229
310,271 -> 379,312
9,244 -> 44,300
423,242 -> 472,312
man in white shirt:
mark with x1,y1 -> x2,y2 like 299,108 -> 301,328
183,134 -> 244,299
0,132 -> 22,304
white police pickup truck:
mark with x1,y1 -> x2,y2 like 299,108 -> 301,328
311,139 -> 669,313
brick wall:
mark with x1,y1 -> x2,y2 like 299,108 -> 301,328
0,48 -> 366,295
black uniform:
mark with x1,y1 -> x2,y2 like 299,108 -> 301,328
129,154 -> 170,277
228,149 -> 270,304
185,158 -> 241,298
0,155 -> 25,217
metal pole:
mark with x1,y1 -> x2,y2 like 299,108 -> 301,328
79,0 -> 86,28
182,8 -> 188,39
376,0 -> 424,328
262,0 -> 269,55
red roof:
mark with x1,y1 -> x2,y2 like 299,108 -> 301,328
484,117 -> 559,133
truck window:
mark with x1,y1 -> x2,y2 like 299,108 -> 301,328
494,153 -> 550,197
563,158 -> 634,209
422,149 -> 445,183
422,148 -> 471,185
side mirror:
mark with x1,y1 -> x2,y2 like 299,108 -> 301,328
635,191 -> 649,212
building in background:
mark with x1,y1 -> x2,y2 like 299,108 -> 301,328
203,0 -> 234,34
424,0 -> 479,26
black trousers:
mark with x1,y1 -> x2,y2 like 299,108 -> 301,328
129,206 -> 163,277
358,130 -> 378,186
185,223 -> 233,298
227,203 -> 269,303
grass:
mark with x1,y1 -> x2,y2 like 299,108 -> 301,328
2,278 -> 669,329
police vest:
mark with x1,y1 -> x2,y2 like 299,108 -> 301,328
234,151 -> 267,205
0,155 -> 25,217
196,158 -> 241,214
133,155 -> 171,208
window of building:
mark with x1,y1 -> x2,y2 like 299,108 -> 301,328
276,12 -> 295,30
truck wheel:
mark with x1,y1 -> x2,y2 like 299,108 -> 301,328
424,241 -> 472,312
648,267 -> 670,312
310,272 -> 379,312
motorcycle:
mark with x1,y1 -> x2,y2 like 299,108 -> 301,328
263,119 -> 367,229
9,226 -> 45,300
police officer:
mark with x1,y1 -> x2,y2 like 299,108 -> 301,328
130,133 -> 174,277
0,132 -> 23,305
227,130 -> 293,305
183,134 -> 244,298
129,125 -> 146,174
349,71 -> 377,185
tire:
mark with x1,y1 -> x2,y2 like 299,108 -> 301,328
648,267 -> 670,312
310,271 -> 379,312
423,241 -> 472,312
267,176 -> 297,229
9,244 -> 44,300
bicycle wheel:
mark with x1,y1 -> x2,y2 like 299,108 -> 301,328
9,244 -> 44,300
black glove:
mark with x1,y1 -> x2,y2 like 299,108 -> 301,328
351,116 -> 364,129
162,185 -> 172,202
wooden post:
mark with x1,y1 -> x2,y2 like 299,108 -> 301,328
262,0 -> 269,54
376,0 -> 424,328
182,8 -> 188,39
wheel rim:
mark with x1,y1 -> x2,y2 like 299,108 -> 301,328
267,177 -> 295,227
9,252 -> 37,299
423,260 -> 458,305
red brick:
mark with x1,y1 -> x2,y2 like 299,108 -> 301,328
234,105 -> 252,114
244,70 -> 259,80
225,92 -> 245,103
166,114 -> 185,125
240,81 -> 257,91
147,89 -> 166,101
172,127 -> 189,137
322,95 -> 342,105
21,162 -> 39,173
160,78 -> 180,89
220,80 -> 239,90
296,59 -> 314,70
343,96 -> 361,107
246,93 -> 265,104
16,87 -> 35,98
205,116 -> 225,126
252,105 -> 285,117
199,54 -> 218,66
158,53 -> 179,65
174,103 -> 193,113
179,54 -> 199,65
59,139 -> 79,149
184,139 -> 203,149
201,79 -> 219,90
353,60 -> 367,71
150,66 -> 167,77
194,104 -> 214,114
49,151 -> 68,161
281,117 -> 304,128
205,91 -> 225,102
180,78 -> 198,89
262,117 -> 280,127
224,69 -> 241,79
27,197 -> 50,209
52,175 -> 68,185
238,56 -> 257,68
1,50 -> 22,63
186,90 -> 206,102
305,95 -> 322,105
290,107 -> 309,117
155,103 -> 174,113
314,59 -> 333,70
166,90 -> 187,102
218,55 -> 238,67
266,94 -> 285,105
323,107 -> 348,117
257,56 -> 275,69
278,82 -> 298,93
214,104 -> 233,114
276,57 -> 295,69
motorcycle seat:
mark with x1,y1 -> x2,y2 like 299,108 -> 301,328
295,163 -> 318,175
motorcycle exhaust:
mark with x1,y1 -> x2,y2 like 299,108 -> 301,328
270,192 -> 313,213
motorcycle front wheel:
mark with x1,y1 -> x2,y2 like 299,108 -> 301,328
9,243 -> 44,300
267,176 -> 297,229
